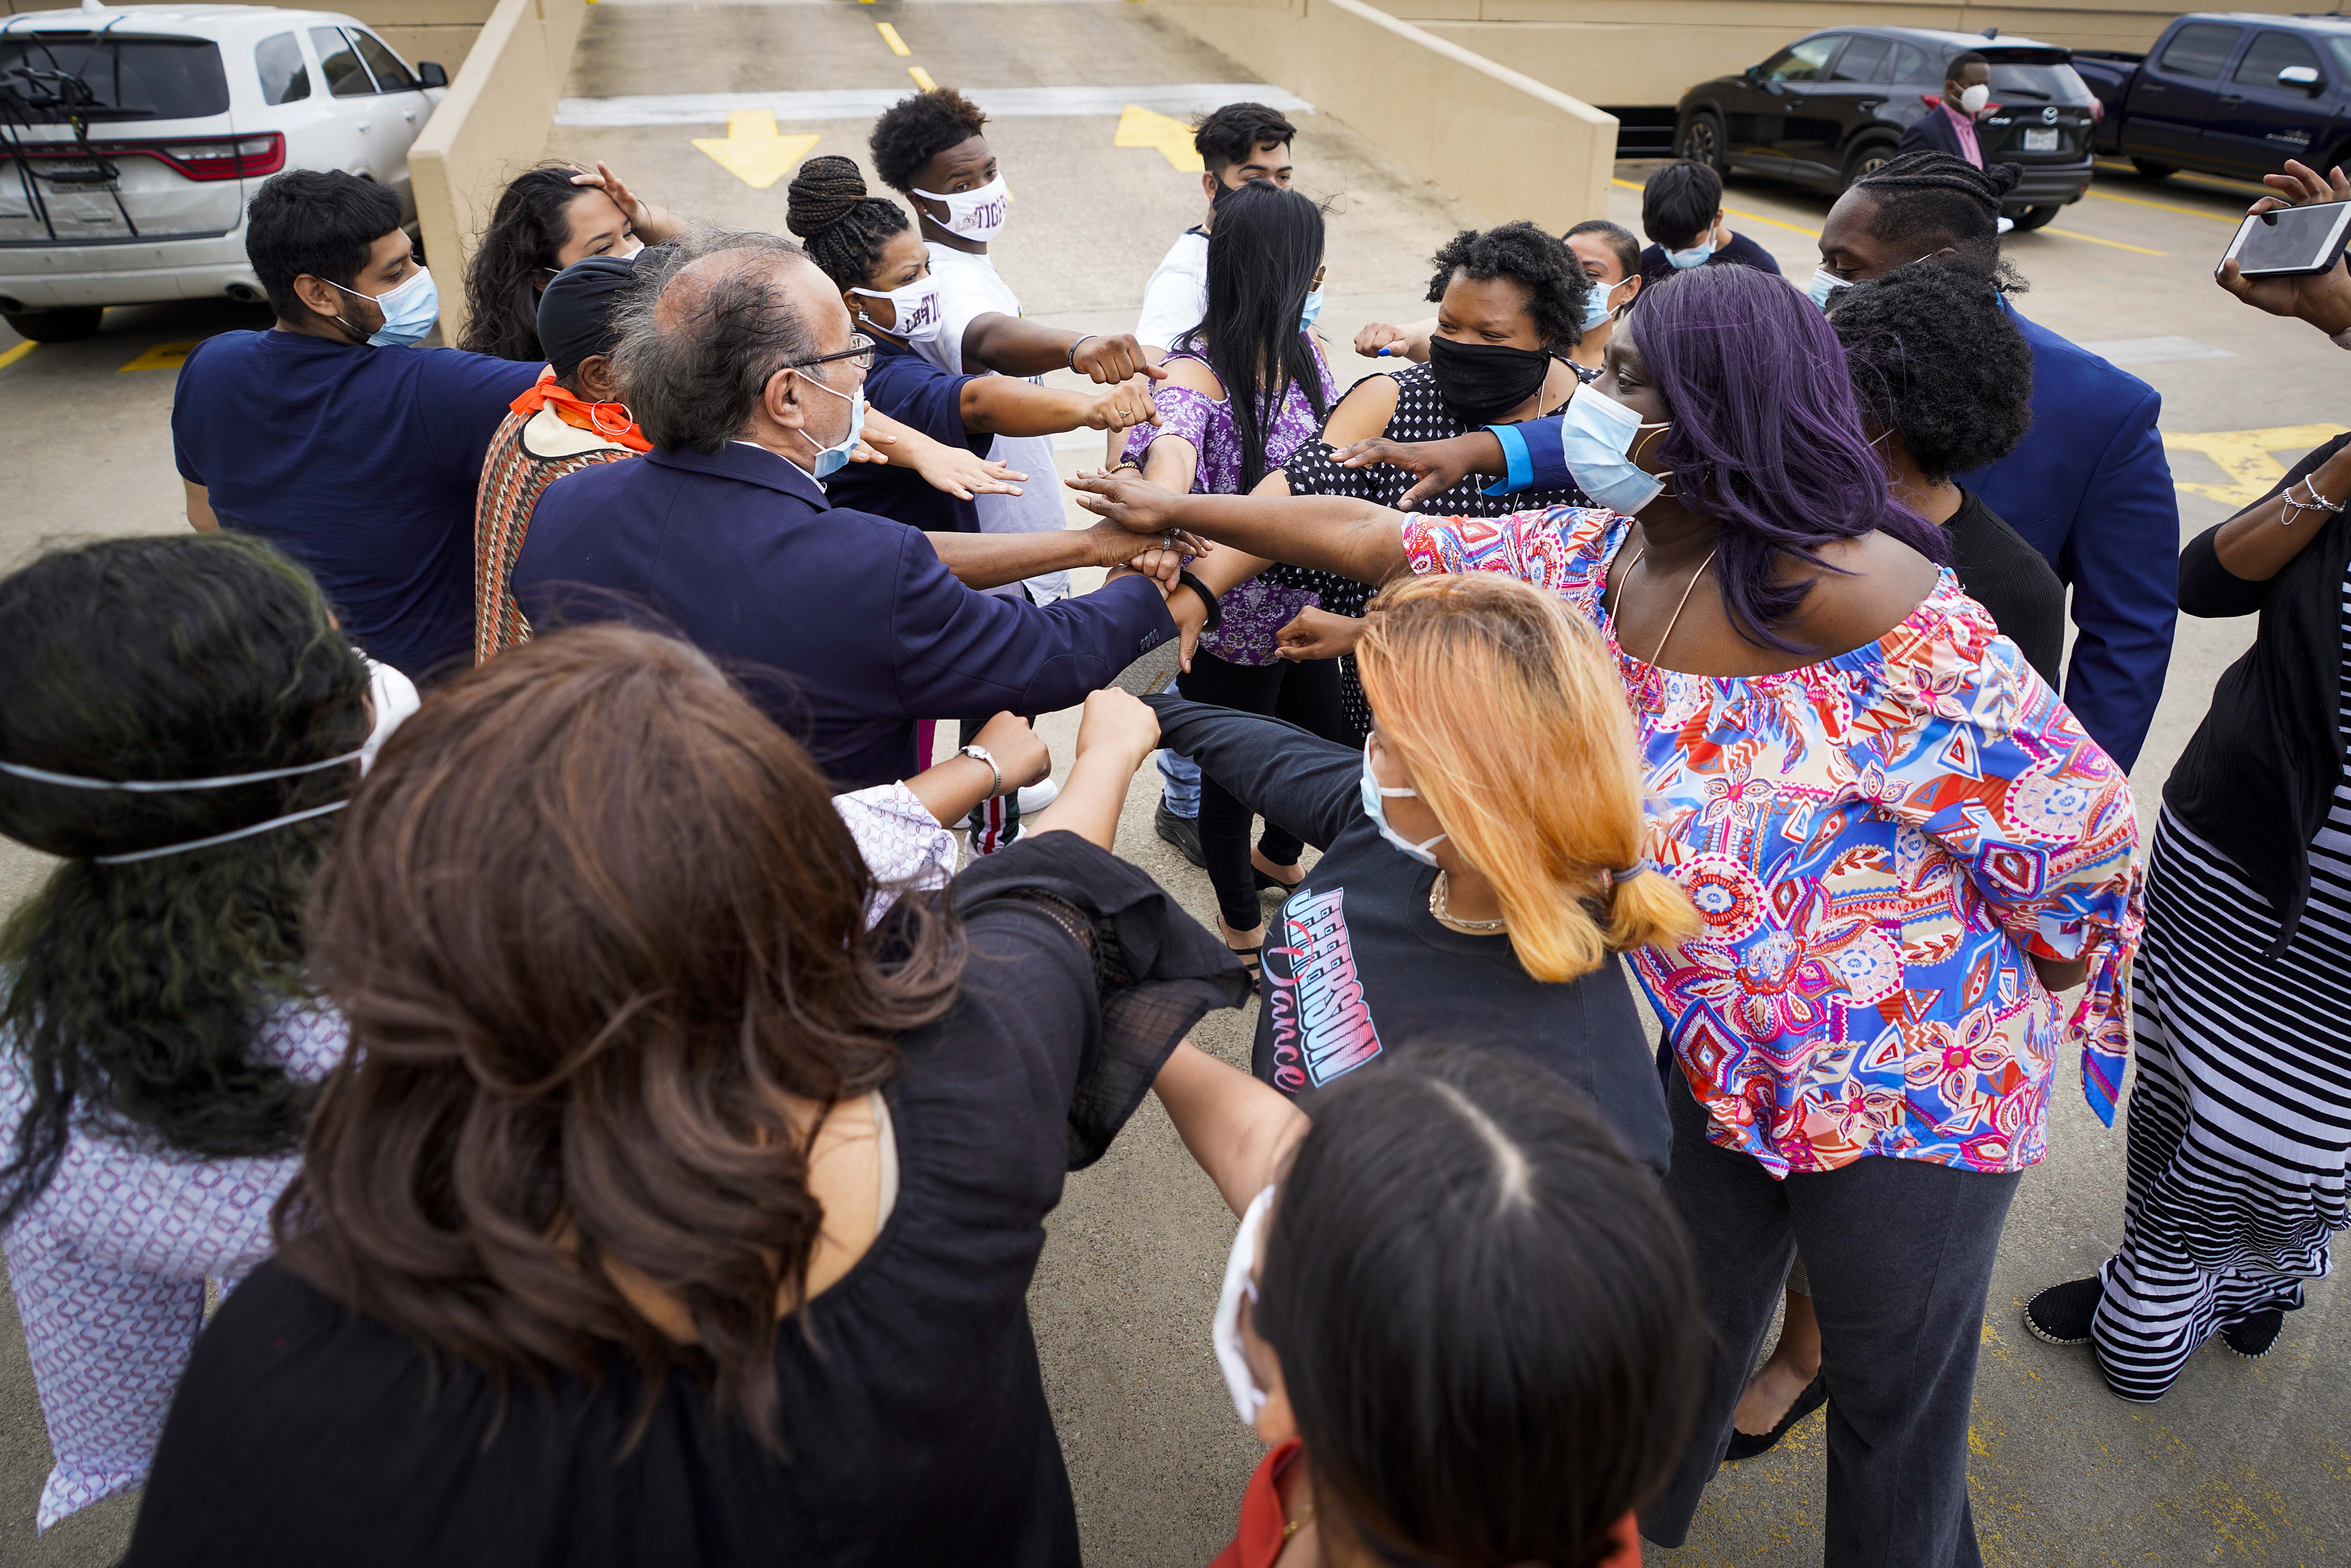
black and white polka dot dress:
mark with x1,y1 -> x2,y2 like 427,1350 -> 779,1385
1273,361 -> 1592,734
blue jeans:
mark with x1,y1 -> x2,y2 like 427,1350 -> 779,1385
1158,749 -> 1201,817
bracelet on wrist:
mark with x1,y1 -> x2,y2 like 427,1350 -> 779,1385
1067,334 -> 1098,371
1177,571 -> 1224,632
958,744 -> 1003,796
2281,474 -> 2347,528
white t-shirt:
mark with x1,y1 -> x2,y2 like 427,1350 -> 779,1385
1135,228 -> 1209,354
921,243 -> 1069,602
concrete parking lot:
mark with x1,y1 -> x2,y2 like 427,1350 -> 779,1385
2,0 -> 2347,1562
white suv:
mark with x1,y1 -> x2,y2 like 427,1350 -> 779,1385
0,0 -> 446,341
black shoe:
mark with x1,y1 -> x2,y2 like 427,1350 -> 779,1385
1155,802 -> 1205,869
1722,1372 -> 1827,1462
1253,861 -> 1302,894
2223,1309 -> 2285,1359
2024,1276 -> 2103,1346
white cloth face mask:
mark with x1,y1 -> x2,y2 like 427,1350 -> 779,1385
1211,1185 -> 1277,1427
851,280 -> 944,343
1956,83 -> 1990,115
360,659 -> 419,775
912,174 -> 1009,240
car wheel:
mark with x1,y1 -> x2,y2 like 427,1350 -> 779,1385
1679,110 -> 1728,174
2008,205 -> 2061,231
3,306 -> 103,343
2130,157 -> 2177,181
1841,141 -> 1896,191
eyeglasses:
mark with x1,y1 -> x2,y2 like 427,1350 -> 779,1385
788,332 -> 874,374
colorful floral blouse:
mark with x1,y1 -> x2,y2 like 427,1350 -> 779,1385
1402,506 -> 2144,1178
1123,340 -> 1338,666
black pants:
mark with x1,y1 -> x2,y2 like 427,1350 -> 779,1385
1174,651 -> 1356,930
1644,1067 -> 2020,1567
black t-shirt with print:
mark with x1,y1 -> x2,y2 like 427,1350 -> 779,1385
1147,696 -> 1670,1175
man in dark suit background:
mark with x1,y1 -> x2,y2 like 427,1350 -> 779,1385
1896,52 -> 1992,168
516,232 -> 1181,792
1814,151 -> 2177,771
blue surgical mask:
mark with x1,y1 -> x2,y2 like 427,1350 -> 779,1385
331,264 -> 438,348
796,365 -> 868,480
1299,288 -> 1324,331
1805,267 -> 1851,311
1581,278 -> 1625,333
1556,385 -> 1670,516
1663,238 -> 1716,271
1359,749 -> 1445,866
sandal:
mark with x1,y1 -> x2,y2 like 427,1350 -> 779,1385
1251,850 -> 1304,895
1217,915 -> 1265,992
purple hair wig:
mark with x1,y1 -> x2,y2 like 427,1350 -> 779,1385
1627,264 -> 1948,650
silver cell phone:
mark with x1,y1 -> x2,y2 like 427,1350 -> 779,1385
2222,199 -> 2351,278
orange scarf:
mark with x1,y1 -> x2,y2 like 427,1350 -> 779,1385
511,365 -> 650,453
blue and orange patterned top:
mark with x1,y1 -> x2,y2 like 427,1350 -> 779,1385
1402,506 -> 2144,1178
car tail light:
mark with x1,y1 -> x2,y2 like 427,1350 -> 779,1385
3,132 -> 284,181
2090,98 -> 2105,122
149,134 -> 286,181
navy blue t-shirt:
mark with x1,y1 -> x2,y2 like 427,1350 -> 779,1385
1636,230 -> 1784,285
826,335 -> 987,534
171,330 -> 541,680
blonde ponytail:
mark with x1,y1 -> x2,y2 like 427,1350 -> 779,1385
1356,573 -> 1699,983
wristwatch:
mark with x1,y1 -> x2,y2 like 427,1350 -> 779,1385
958,744 -> 1002,796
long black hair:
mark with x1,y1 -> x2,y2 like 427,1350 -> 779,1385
1254,1047 -> 1705,1566
0,534 -> 372,1225
1176,179 -> 1328,492
460,165 -> 589,360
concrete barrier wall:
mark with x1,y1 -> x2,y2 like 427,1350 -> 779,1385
2,0 -> 498,75
408,0 -> 588,343
1363,0 -> 2328,108
1154,0 -> 1618,237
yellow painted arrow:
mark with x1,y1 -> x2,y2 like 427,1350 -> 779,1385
2164,423 -> 2350,507
692,111 -> 819,190
1115,104 -> 1203,172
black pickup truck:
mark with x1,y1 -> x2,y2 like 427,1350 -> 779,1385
2074,12 -> 2351,181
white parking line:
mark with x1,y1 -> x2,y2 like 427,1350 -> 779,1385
556,83 -> 1314,128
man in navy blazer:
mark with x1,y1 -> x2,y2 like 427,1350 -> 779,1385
516,234 -> 1176,792
1893,54 -> 1990,167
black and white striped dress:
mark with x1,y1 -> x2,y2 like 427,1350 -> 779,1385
2092,572 -> 2351,1400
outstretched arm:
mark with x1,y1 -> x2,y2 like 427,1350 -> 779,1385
1066,469 -> 1412,587
929,520 -> 1208,592
961,375 -> 1160,439
959,314 -> 1166,384
1153,1040 -> 1308,1217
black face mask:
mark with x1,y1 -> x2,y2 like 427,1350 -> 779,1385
1426,335 -> 1554,425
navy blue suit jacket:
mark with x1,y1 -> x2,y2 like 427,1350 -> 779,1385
1956,306 -> 2177,769
514,442 -> 1174,790
1894,105 -> 1971,162
1495,306 -> 2177,767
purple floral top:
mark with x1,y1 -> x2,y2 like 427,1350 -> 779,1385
1124,339 -> 1340,664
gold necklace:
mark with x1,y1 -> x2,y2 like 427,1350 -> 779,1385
1282,1505 -> 1316,1542
1429,871 -> 1508,934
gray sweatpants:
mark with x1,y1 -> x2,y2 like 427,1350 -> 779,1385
1643,1068 -> 2020,1567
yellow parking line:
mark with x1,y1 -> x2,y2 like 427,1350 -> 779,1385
2084,187 -> 2241,223
875,21 -> 910,55
908,65 -> 937,91
2093,159 -> 2268,197
0,339 -> 33,372
2040,226 -> 2167,256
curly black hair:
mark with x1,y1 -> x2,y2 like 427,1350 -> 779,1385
784,155 -> 910,291
1425,223 -> 1589,354
868,86 -> 989,194
1827,259 -> 2033,483
1851,151 -> 2029,292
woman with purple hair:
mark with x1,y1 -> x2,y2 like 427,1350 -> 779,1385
1067,261 -> 2142,1568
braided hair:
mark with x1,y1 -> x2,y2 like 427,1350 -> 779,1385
1850,151 -> 2029,291
784,155 -> 911,291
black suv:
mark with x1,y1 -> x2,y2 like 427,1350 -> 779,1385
1674,28 -> 2099,228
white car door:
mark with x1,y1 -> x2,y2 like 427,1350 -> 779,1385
305,25 -> 401,200
326,25 -> 427,214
